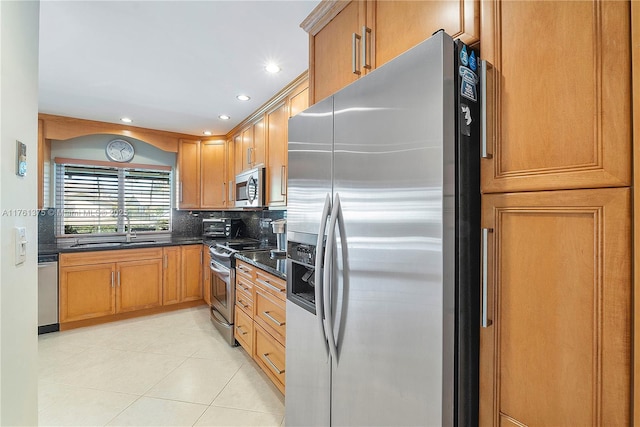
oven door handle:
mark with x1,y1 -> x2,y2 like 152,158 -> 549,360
210,264 -> 230,276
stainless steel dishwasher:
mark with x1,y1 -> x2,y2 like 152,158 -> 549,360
38,253 -> 59,334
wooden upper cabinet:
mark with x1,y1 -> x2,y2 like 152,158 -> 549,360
304,0 -> 479,104
252,117 -> 266,167
266,102 -> 288,206
480,0 -> 631,193
369,0 -> 479,68
177,138 -> 201,209
200,139 -> 226,209
289,83 -> 310,118
226,138 -> 235,205
479,188 -> 631,427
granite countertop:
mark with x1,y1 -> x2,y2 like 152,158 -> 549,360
235,250 -> 287,280
38,237 -> 203,256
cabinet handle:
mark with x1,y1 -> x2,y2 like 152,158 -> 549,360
262,311 -> 285,327
280,165 -> 286,195
257,278 -> 283,293
222,182 -> 226,203
228,180 -> 234,202
200,250 -> 203,265
236,325 -> 248,336
111,271 -> 115,288
179,182 -> 183,202
261,353 -> 284,375
362,26 -> 371,70
352,32 -> 361,75
480,60 -> 494,159
237,299 -> 249,309
247,147 -> 252,165
481,228 -> 493,328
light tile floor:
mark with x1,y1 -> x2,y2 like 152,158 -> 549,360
38,306 -> 285,426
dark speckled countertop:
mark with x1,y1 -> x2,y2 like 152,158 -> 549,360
38,237 -> 203,256
235,250 -> 287,280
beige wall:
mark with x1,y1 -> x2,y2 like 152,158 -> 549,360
0,0 -> 40,424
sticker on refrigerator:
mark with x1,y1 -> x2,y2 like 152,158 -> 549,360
459,66 -> 478,102
460,45 -> 469,66
460,104 -> 472,136
469,51 -> 477,72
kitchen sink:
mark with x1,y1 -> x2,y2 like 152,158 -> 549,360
70,240 -> 162,249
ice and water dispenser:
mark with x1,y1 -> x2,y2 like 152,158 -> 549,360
287,238 -> 321,314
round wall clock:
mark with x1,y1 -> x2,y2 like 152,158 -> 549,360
105,139 -> 135,162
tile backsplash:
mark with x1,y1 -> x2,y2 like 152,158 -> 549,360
39,208 -> 286,244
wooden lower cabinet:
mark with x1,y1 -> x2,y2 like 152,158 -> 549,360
203,244 -> 211,306
59,262 -> 115,322
181,245 -> 203,302
163,246 -> 182,305
234,260 -> 286,394
234,304 -> 254,355
116,259 -> 163,313
479,187 -> 631,426
254,322 -> 286,394
60,245 -> 205,326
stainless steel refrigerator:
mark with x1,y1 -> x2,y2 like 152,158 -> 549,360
286,31 -> 481,426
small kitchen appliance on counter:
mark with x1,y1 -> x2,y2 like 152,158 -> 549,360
270,219 -> 286,258
202,218 -> 244,240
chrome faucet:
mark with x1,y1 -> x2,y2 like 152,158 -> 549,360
122,212 -> 136,242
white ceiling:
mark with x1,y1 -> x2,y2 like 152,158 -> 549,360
38,0 -> 320,137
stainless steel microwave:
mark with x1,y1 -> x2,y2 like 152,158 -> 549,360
235,166 -> 265,208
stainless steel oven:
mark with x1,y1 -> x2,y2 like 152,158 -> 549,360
209,244 -> 236,345
208,239 -> 262,346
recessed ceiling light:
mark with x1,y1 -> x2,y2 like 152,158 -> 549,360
265,63 -> 281,73
120,117 -> 132,123
203,131 -> 212,136
236,95 -> 250,101
219,115 -> 230,120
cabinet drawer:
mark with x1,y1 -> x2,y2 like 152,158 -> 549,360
235,261 -> 255,280
235,288 -> 253,316
236,274 -> 254,295
254,323 -> 285,393
254,287 -> 286,345
234,305 -> 253,355
255,270 -> 286,301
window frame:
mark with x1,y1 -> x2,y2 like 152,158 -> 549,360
54,158 -> 173,237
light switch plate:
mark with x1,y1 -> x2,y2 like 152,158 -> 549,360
15,226 -> 26,265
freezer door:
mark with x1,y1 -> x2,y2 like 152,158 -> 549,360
287,97 -> 333,237
285,301 -> 331,426
330,32 -> 456,426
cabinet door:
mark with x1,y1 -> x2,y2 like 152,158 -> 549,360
480,0 -> 631,193
289,85 -> 309,118
200,140 -> 226,209
267,102 -> 287,206
311,1 -> 366,103
181,245 -> 203,301
369,0 -> 479,69
178,139 -> 201,209
226,138 -> 235,206
116,258 -> 163,313
241,126 -> 254,171
59,263 -> 115,322
252,117 -> 266,167
203,245 -> 211,306
234,133 -> 244,177
479,188 -> 631,426
162,246 -> 181,305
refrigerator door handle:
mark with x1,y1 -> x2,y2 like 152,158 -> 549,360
324,193 -> 346,361
315,194 -> 332,358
